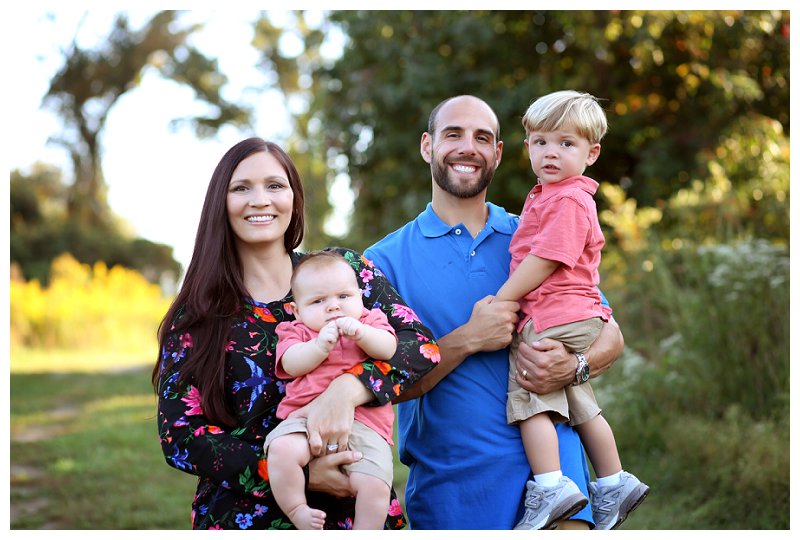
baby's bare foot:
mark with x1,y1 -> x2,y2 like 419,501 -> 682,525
287,504 -> 326,530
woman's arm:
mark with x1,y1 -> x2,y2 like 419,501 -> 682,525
155,325 -> 268,495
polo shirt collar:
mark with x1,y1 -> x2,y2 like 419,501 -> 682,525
486,202 -> 517,235
534,175 -> 599,203
418,201 -> 516,238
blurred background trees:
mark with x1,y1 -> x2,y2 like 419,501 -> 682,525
258,11 -> 789,250
9,10 -> 789,529
12,11 -> 252,286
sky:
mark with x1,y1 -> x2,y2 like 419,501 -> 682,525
6,8 -> 349,274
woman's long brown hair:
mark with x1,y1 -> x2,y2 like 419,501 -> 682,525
152,137 -> 305,426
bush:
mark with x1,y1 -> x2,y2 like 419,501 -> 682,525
10,254 -> 171,353
658,407 -> 789,529
593,237 -> 789,529
655,239 -> 789,419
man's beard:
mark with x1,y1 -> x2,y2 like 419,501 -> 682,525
431,154 -> 495,199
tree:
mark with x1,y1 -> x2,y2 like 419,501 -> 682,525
282,10 -> 788,249
43,10 -> 252,230
251,11 -> 339,249
17,10 -> 257,285
10,166 -> 182,285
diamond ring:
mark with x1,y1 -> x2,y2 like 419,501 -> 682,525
326,443 -> 339,452
521,369 -> 528,379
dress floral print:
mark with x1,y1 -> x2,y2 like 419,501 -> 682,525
156,248 -> 439,529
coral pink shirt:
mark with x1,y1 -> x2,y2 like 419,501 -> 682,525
275,307 -> 396,444
509,175 -> 612,333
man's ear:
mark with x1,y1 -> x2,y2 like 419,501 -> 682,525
420,132 -> 433,163
586,143 -> 601,166
495,139 -> 503,169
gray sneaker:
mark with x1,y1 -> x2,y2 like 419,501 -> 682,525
589,471 -> 650,530
514,476 -> 589,530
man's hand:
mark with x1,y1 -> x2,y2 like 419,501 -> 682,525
515,319 -> 625,394
514,338 -> 574,394
393,295 -> 519,402
467,295 -> 520,354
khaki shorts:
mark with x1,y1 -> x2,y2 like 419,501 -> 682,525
263,417 -> 393,487
507,317 -> 604,426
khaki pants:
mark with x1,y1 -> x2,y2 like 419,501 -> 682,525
263,417 -> 393,487
507,317 -> 604,426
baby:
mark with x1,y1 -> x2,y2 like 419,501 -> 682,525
263,250 -> 397,530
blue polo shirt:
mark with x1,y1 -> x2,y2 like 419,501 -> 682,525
365,202 -> 594,530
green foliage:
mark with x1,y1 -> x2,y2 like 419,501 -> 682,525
599,367 -> 790,529
10,166 -> 181,285
657,240 -> 789,418
10,253 -> 171,352
591,234 -> 789,529
286,10 -> 789,249
600,233 -> 789,422
658,407 -> 789,529
658,113 -> 789,244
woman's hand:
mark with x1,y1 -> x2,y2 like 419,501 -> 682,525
288,374 -> 371,457
307,451 -> 363,497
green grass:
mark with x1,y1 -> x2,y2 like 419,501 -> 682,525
10,346 -> 157,373
10,365 -> 197,529
9,350 -> 411,529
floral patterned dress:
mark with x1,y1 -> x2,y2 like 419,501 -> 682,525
155,248 -> 440,530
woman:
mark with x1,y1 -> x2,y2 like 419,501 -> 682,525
152,137 -> 439,530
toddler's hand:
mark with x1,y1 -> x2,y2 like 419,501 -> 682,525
315,321 -> 340,353
335,316 -> 364,341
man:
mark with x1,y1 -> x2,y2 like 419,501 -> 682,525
366,95 -> 624,529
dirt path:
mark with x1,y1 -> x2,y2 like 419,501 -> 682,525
9,405 -> 80,529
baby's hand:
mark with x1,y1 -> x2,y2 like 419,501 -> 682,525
315,321 -> 340,353
335,316 -> 364,341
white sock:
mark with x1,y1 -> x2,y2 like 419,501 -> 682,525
534,470 -> 563,487
597,471 -> 623,487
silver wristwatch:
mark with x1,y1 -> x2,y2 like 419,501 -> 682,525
571,352 -> 590,386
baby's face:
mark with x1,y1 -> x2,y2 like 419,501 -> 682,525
524,129 -> 600,185
291,261 -> 363,332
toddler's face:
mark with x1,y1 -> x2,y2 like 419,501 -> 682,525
524,129 -> 600,185
291,261 -> 363,332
